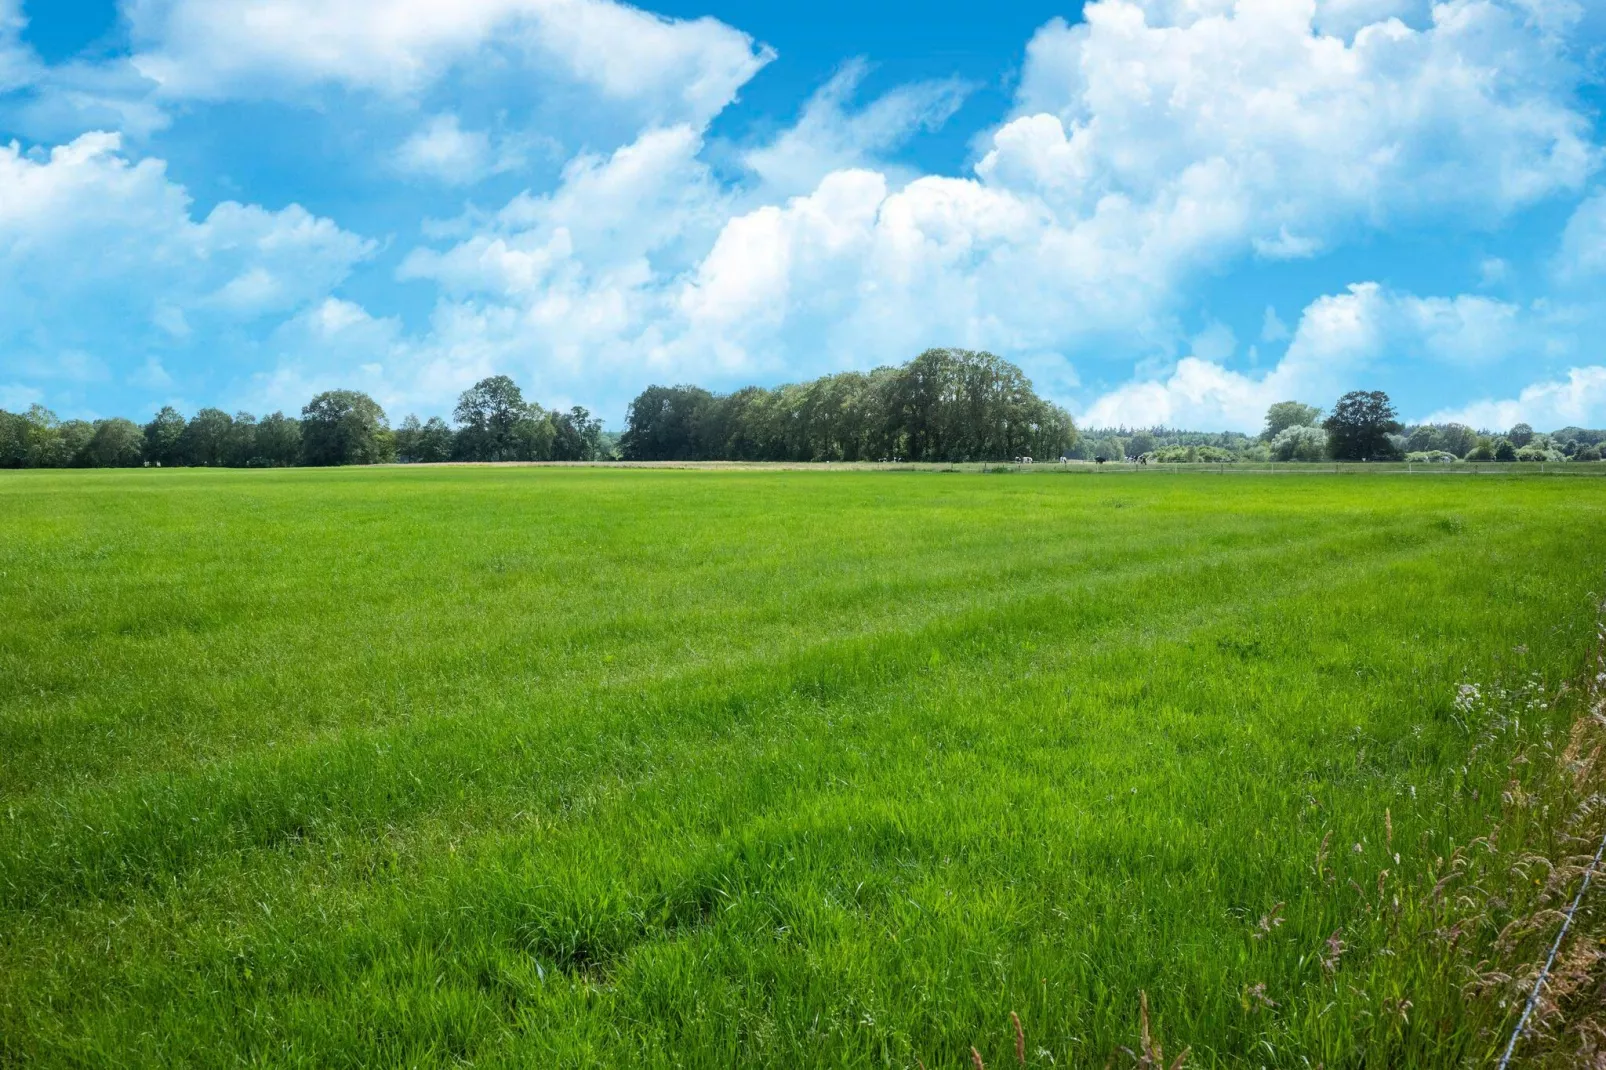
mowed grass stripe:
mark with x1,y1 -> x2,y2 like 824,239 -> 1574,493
0,495 -> 1500,912
0,469 -> 1602,1068
0,471 -> 1513,794
0,470 -> 1355,791
2,541 -> 1586,1067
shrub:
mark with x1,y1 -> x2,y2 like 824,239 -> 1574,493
1270,425 -> 1328,462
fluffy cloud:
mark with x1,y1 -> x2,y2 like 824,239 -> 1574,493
1122,0 -> 1432,32
1424,366 -> 1606,430
6,0 -> 1604,428
395,114 -> 498,185
714,0 -> 1595,374
405,124 -> 725,290
359,125 -> 737,410
126,0 -> 772,127
1001,0 -> 1594,257
1079,284 -> 1532,430
0,133 -> 371,315
0,132 -> 371,394
338,0 -> 1601,422
1313,0 -> 1431,38
1082,283 -> 1386,429
241,297 -> 412,411
741,60 -> 970,197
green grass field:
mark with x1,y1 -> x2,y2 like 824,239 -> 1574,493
2,467 -> 1604,1068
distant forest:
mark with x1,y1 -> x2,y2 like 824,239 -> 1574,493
3,349 -> 1604,468
616,349 -> 1075,463
0,377 -> 608,469
1076,394 -> 1606,464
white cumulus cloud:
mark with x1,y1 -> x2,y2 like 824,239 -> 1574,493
395,114 -> 503,185
0,131 -> 373,377
1424,366 -> 1606,430
126,0 -> 773,128
8,0 -> 1604,428
1079,284 -> 1532,430
326,0 -> 1603,423
1001,0 -> 1594,257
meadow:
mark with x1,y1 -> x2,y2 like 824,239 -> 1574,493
2,466 -> 1605,1068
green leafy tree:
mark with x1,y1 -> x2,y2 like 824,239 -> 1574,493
620,385 -> 718,461
180,408 -> 235,466
1494,438 -> 1517,462
1127,430 -> 1158,457
1554,427 -> 1606,455
254,412 -> 302,466
1508,423 -> 1534,448
884,348 -> 1073,462
226,412 -> 259,466
20,405 -> 69,467
1095,436 -> 1127,461
142,406 -> 186,466
81,418 -> 146,467
452,376 -> 552,461
550,406 -> 604,461
395,415 -> 423,462
1404,425 -> 1442,453
300,390 -> 394,466
622,352 -> 1073,463
1438,423 -> 1478,458
60,420 -> 95,466
0,409 -> 27,468
1323,391 -> 1401,461
1262,401 -> 1322,441
415,417 -> 455,462
1270,424 -> 1328,462
397,413 -> 458,463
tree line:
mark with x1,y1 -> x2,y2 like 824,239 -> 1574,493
619,349 -> 1076,462
1081,393 -> 1606,465
0,377 -> 608,469
6,366 -> 1604,471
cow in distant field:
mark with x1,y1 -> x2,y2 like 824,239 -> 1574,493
1094,456 -> 1107,466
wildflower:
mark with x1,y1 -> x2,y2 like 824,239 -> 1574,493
1321,930 -> 1346,974
1242,982 -> 1277,1011
1254,903 -> 1285,940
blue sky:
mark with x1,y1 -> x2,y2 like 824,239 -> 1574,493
2,0 -> 1604,432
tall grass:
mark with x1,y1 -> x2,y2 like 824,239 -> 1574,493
1,467 -> 1604,1067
